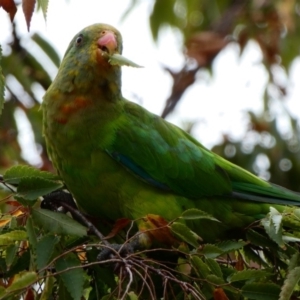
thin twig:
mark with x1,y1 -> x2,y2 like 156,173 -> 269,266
133,264 -> 156,299
120,265 -> 133,300
129,259 -> 157,299
0,176 -> 16,193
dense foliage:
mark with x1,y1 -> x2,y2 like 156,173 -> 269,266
0,0 -> 300,299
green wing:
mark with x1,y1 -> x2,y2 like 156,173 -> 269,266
106,100 -> 300,204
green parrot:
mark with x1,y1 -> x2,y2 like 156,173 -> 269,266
42,23 -> 300,244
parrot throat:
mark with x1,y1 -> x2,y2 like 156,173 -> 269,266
46,58 -> 123,126
54,47 -> 123,103
67,70 -> 120,100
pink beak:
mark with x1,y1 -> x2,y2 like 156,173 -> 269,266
97,31 -> 117,53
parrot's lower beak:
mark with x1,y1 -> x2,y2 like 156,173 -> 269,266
97,30 -> 142,68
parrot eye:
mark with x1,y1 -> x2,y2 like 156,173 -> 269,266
75,34 -> 83,46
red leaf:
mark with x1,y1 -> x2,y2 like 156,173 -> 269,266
0,0 -> 17,21
6,200 -> 22,207
186,32 -> 227,66
214,288 -> 229,300
105,218 -> 131,239
139,214 -> 178,246
24,288 -> 35,300
22,0 -> 36,31
235,252 -> 245,271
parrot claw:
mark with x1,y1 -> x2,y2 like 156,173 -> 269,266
41,190 -> 77,212
97,238 -> 141,261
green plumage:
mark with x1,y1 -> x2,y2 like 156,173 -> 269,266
42,24 -> 300,243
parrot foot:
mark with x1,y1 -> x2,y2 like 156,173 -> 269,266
97,238 -> 141,261
41,190 -> 77,213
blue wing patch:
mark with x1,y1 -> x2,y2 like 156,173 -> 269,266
107,150 -> 171,191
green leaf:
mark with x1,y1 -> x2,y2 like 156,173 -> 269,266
2,54 -> 34,98
292,208 -> 300,220
0,230 -> 27,245
9,215 -> 18,229
282,235 -> 300,243
55,253 -> 85,300
201,244 -> 223,259
261,214 -> 285,249
17,177 -> 63,200
31,208 -> 87,237
6,249 -> 31,278
101,295 -> 117,300
3,165 -> 60,185
205,258 -> 223,278
200,274 -> 227,298
216,240 -> 246,253
282,208 -> 300,230
107,53 -> 142,68
279,266 -> 300,300
13,195 -> 36,207
0,286 -> 5,298
177,257 -> 191,279
5,244 -> 19,269
36,0 -> 49,21
40,272 -> 55,300
58,277 -> 74,300
150,0 -> 179,40
120,0 -> 139,21
246,229 -> 277,248
243,245 -> 269,268
32,33 -> 60,67
170,222 -> 200,247
0,45 -> 5,116
127,291 -> 139,300
6,271 -> 37,292
181,208 -> 220,222
242,283 -> 281,300
206,274 -> 224,285
269,207 -> 282,234
86,249 -> 117,294
229,269 -> 270,283
287,252 -> 300,272
26,215 -> 37,249
191,255 -> 210,278
36,234 -> 60,270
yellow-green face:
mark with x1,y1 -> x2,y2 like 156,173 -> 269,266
62,23 -> 123,68
57,23 -> 141,79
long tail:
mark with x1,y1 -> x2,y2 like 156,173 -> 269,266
232,182 -> 300,206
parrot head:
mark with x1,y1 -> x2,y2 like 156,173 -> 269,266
52,23 -> 141,94
61,23 -> 140,72
62,23 -> 123,69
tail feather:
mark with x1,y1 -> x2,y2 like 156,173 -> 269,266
232,182 -> 300,206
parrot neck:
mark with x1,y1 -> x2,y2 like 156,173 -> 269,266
53,59 -> 123,102
43,60 -> 124,129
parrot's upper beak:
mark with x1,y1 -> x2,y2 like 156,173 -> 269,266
97,31 -> 118,55
97,29 -> 142,68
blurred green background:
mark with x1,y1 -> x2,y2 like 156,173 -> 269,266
1,0 -> 300,192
